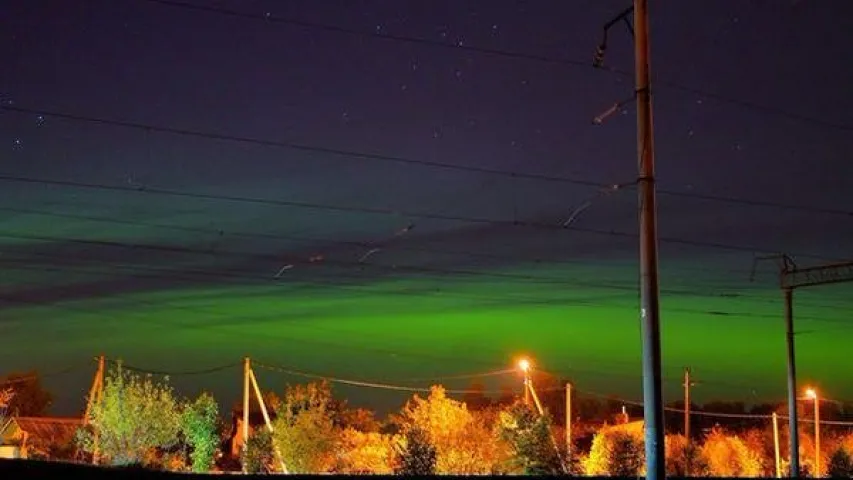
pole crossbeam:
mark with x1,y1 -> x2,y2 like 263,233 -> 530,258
782,261 -> 853,289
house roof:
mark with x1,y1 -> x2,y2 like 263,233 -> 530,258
7,417 -> 84,446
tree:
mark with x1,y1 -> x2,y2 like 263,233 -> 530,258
395,385 -> 510,474
0,388 -> 13,436
76,365 -> 181,466
334,406 -> 381,433
497,401 -> 564,474
828,447 -> 853,478
270,381 -> 337,473
335,428 -> 396,474
181,392 -> 219,472
700,427 -> 763,477
394,427 -> 436,475
666,434 -> 710,477
585,427 -> 644,476
241,430 -> 273,474
1,371 -> 52,416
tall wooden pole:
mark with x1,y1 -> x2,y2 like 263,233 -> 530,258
88,354 -> 105,465
565,382 -> 572,458
773,412 -> 782,478
814,395 -> 821,478
634,1 -> 665,477
684,367 -> 691,475
242,357 -> 250,473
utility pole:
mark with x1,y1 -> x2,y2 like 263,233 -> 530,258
683,367 -> 693,475
565,382 -> 573,458
752,255 -> 853,477
242,357 -> 250,474
593,3 -> 664,475
635,1 -> 665,478
783,285 -> 799,477
683,367 -> 691,442
773,412 -> 782,478
85,354 -> 105,465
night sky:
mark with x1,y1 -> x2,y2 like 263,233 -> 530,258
1,0 -> 852,416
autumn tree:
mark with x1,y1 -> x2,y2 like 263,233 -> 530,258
497,401 -> 564,474
666,434 -> 709,477
394,426 -> 436,475
828,447 -> 853,478
0,371 -> 52,416
0,388 -> 13,432
270,381 -> 338,474
76,365 -> 181,466
585,424 -> 644,476
335,428 -> 396,474
395,385 -> 510,474
700,426 -> 763,477
181,392 -> 219,472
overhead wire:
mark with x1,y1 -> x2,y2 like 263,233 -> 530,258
105,359 -> 241,376
3,244 -> 849,325
0,172 -> 846,263
252,360 -> 507,395
135,0 -> 853,135
2,205 -> 851,314
2,105 -> 851,219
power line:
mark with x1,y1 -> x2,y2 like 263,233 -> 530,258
576,388 -> 853,425
137,0 -> 853,135
4,204 -> 851,313
0,232 -> 843,323
253,360 -> 506,395
2,104 -> 851,218
108,360 -> 241,376
0,173 -> 844,262
0,364 -> 90,385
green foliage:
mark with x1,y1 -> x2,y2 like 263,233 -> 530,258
241,430 -> 273,474
270,381 -> 338,474
497,402 -> 564,475
181,392 -> 219,473
76,364 -> 181,466
828,447 -> 853,478
394,427 -> 436,475
0,371 -> 52,416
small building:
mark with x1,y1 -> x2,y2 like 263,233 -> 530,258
0,416 -> 84,460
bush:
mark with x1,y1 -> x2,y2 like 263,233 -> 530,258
585,427 -> 644,476
497,402 -> 564,475
76,364 -> 181,465
241,430 -> 274,474
828,447 -> 853,478
394,427 -> 436,475
181,392 -> 219,472
700,427 -> 762,477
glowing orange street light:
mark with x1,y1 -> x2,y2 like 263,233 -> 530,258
517,358 -> 532,406
805,387 -> 820,478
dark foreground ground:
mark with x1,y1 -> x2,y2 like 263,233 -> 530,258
0,460 -> 799,479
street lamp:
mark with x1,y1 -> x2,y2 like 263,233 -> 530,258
805,387 -> 820,477
516,358 -> 545,415
518,358 -> 532,407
